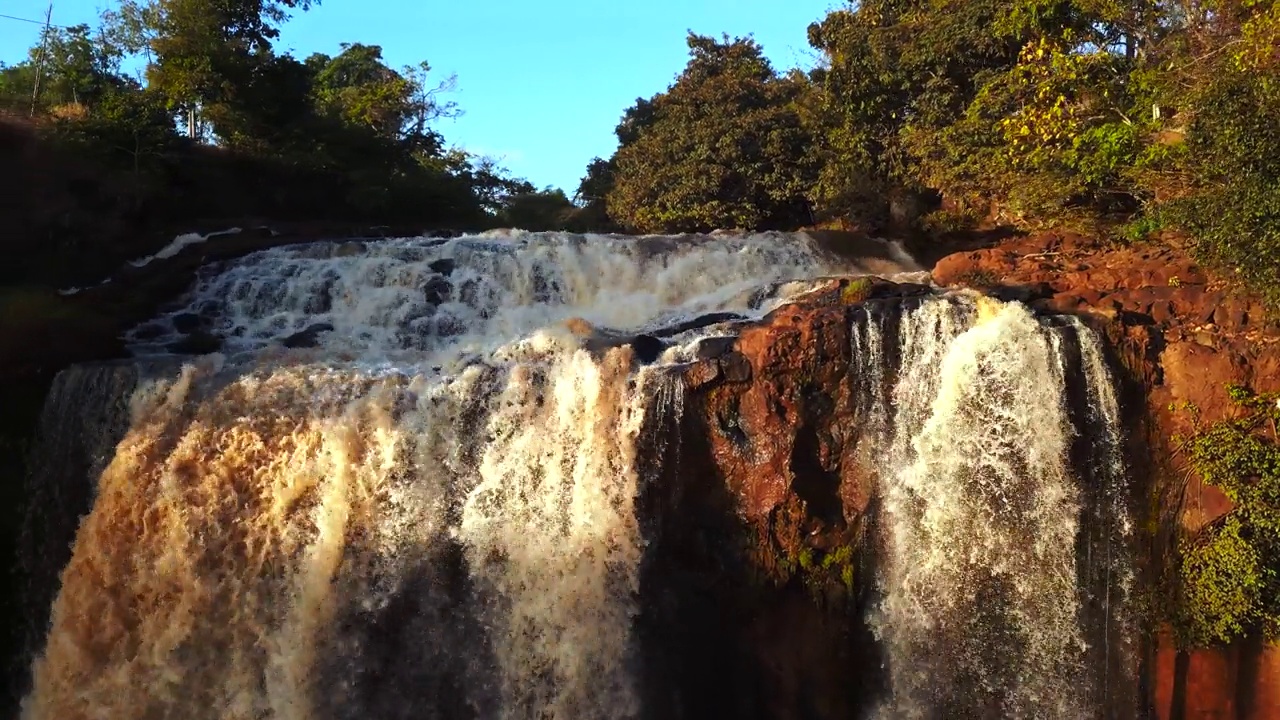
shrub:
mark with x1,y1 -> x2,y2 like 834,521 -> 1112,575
1173,384 -> 1280,646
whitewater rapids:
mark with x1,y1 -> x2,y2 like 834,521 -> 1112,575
22,230 -> 918,720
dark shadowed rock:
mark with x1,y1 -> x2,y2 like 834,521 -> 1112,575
652,312 -> 746,338
334,241 -> 366,258
423,277 -> 451,305
631,335 -> 666,364
428,258 -> 456,276
166,330 -> 222,355
719,352 -> 752,383
281,322 -> 334,349
867,281 -> 933,299
984,282 -> 1055,303
435,316 -> 466,338
131,323 -> 166,341
171,312 -> 203,334
692,336 -> 737,360
583,331 -> 669,364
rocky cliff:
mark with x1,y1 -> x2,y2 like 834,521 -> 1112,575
645,231 -> 1279,718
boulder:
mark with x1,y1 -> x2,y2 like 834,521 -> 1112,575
422,277 -> 451,306
166,330 -> 222,355
428,258 -> 456,276
280,322 -> 334,349
652,312 -> 746,338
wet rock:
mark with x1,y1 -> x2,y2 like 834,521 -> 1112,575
867,281 -> 933,299
428,258 -> 456,276
692,336 -> 737,360
166,330 -> 222,355
683,359 -> 721,390
334,241 -> 366,258
435,316 -> 466,338
281,322 -> 334,349
652,312 -> 746,338
458,278 -> 481,306
583,331 -> 668,364
1043,292 -> 1084,314
171,312 -> 203,333
531,270 -> 561,302
982,282 -> 1056,304
719,352 -> 752,383
241,226 -> 276,240
564,317 -> 595,336
422,277 -> 451,305
630,334 -> 666,364
131,323 -> 167,341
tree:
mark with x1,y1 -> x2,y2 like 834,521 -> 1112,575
606,33 -> 818,233
307,44 -> 458,150
35,24 -> 133,110
0,24 -> 132,114
105,0 -> 317,141
497,187 -> 576,231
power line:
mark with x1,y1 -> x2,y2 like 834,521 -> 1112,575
0,11 -> 76,30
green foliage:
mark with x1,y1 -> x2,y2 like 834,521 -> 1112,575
841,278 -> 873,305
570,0 -> 1280,312
1156,54 -> 1280,311
1174,384 -> 1280,647
606,33 -> 818,233
1,0 -> 571,258
776,541 -> 859,598
496,188 -> 576,232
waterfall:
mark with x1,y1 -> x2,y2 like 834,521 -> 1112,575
22,230 -> 916,720
856,294 -> 1135,719
17,229 -> 1135,719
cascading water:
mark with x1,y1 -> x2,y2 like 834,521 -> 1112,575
852,294 -> 1135,719
17,229 -> 1135,720
21,231 -> 913,720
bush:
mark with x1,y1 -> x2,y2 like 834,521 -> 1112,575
1157,64 -> 1280,312
1174,385 -> 1280,646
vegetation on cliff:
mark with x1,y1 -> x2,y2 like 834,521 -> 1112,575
1173,385 -> 1280,646
0,0 -> 579,288
580,0 -> 1280,310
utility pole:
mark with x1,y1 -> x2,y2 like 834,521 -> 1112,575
29,3 -> 53,116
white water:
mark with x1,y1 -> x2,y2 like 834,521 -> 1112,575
26,230 -> 919,720
23,230 -> 1135,719
128,230 -> 922,362
127,227 -> 245,268
857,295 -> 1134,718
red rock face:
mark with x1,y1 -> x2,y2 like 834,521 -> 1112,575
638,280 -> 888,720
1152,632 -> 1280,720
651,231 -> 1280,718
933,231 -> 1280,720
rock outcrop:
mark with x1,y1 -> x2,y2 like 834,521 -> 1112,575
637,230 -> 1279,719
639,279 -> 886,720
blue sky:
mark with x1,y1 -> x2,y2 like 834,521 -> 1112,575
1,0 -> 839,193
